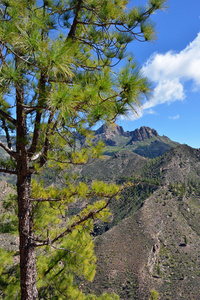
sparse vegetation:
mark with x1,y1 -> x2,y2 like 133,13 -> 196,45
149,290 -> 159,300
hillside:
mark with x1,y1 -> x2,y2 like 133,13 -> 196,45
85,145 -> 200,299
80,150 -> 147,182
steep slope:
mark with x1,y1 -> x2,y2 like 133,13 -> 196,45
80,150 -> 147,182
90,188 -> 200,299
141,144 -> 200,184
86,144 -> 200,299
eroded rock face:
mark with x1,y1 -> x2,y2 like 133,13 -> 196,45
95,123 -> 128,137
128,127 -> 158,143
94,124 -> 159,146
94,123 -> 129,146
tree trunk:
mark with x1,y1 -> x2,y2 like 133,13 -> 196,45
17,171 -> 38,300
15,57 -> 38,299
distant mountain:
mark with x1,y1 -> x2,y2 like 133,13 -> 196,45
94,123 -> 159,144
94,123 -> 128,138
127,126 -> 159,143
93,123 -> 178,158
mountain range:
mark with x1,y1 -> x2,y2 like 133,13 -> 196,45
93,123 -> 178,158
1,124 -> 200,299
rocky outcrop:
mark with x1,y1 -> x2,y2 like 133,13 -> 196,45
94,123 -> 129,146
94,123 -> 129,137
95,124 -> 158,143
93,123 -> 177,157
128,126 -> 158,144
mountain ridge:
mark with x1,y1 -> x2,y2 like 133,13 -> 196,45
93,123 -> 179,158
94,123 -> 160,143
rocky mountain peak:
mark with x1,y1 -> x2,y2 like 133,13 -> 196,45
92,123 -> 177,157
94,123 -> 129,146
94,123 -> 159,146
94,123 -> 127,137
128,126 -> 159,143
94,123 -> 159,140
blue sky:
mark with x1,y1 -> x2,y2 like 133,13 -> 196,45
117,0 -> 200,149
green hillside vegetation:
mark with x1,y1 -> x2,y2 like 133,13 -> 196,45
104,135 -> 178,158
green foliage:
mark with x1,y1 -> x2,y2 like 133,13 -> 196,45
184,235 -> 188,245
0,248 -> 20,299
168,181 -> 188,199
0,181 -> 121,299
0,193 -> 18,234
149,289 -> 159,300
36,230 -> 97,298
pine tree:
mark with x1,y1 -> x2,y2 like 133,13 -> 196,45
0,0 -> 166,299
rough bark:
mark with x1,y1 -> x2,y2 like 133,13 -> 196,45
15,64 -> 38,299
17,172 -> 38,300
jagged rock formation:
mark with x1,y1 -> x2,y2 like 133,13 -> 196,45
94,123 -> 128,137
127,126 -> 159,144
93,123 -> 178,158
94,123 -> 128,146
94,124 -> 159,144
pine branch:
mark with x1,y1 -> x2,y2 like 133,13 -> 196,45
0,109 -> 17,126
28,73 -> 46,158
29,149 -> 43,162
2,119 -> 12,149
29,115 -> 56,164
29,197 -> 64,202
67,0 -> 82,40
34,192 -> 118,247
1,42 -> 43,69
0,140 -> 18,159
39,112 -> 55,167
24,92 -> 40,115
50,204 -> 110,244
0,168 -> 17,174
24,105 -> 47,115
0,46 -> 8,67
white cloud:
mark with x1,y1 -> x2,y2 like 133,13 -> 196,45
120,107 -> 157,121
144,108 -> 157,115
142,33 -> 200,84
169,114 -> 180,120
120,107 -> 143,121
143,79 -> 185,110
137,32 -> 200,116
